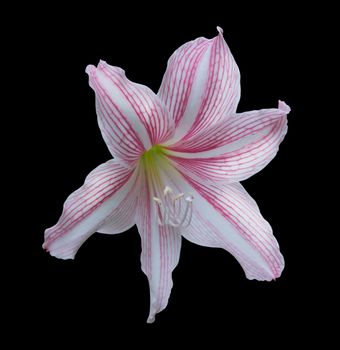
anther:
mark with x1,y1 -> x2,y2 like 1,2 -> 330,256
154,186 -> 193,228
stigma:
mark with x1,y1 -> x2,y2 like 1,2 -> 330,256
153,186 -> 193,228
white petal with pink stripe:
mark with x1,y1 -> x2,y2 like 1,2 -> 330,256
167,101 -> 290,183
135,170 -> 182,323
86,61 -> 174,167
43,160 -> 140,259
158,27 -> 240,144
155,160 -> 284,282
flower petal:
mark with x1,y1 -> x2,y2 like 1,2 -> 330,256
135,172 -> 181,323
180,178 -> 284,281
86,61 -> 174,166
158,27 -> 240,144
43,160 -> 140,259
168,101 -> 289,183
155,162 -> 283,281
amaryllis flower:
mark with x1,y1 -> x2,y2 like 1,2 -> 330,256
43,27 -> 290,323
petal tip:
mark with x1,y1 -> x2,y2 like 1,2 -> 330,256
50,249 -> 76,260
216,26 -> 224,35
245,257 -> 284,282
42,237 -> 76,260
268,259 -> 284,281
98,59 -> 108,68
85,64 -> 96,76
147,316 -> 155,324
278,100 -> 291,114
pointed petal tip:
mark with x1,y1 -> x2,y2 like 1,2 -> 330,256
246,268 -> 283,282
265,253 -> 284,281
267,260 -> 285,281
216,26 -> 224,35
278,100 -> 291,114
43,238 -> 76,260
97,60 -> 126,77
49,248 -> 76,260
85,60 -> 108,75
147,315 -> 155,324
43,245 -> 75,260
98,59 -> 108,68
42,237 -> 51,251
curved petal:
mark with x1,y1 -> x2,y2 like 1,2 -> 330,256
232,182 -> 260,212
155,162 -> 283,281
181,177 -> 284,281
158,27 -> 240,144
168,101 -> 289,183
43,160 -> 140,259
135,171 -> 181,323
86,61 -> 174,167
168,101 -> 290,153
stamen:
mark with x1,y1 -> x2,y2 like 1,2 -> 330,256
164,186 -> 173,196
153,186 -> 193,228
153,197 -> 162,204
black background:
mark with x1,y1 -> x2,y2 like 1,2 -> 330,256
11,2 -> 328,345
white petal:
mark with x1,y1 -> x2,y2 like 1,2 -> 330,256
167,102 -> 289,183
158,28 -> 240,144
43,160 -> 140,259
156,162 -> 284,281
135,170 -> 181,323
86,61 -> 174,167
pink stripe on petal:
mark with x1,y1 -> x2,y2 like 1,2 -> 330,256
158,37 -> 208,127
43,160 -> 139,259
86,62 -> 174,166
168,102 -> 289,183
135,170 -> 181,323
158,28 -> 240,144
179,177 -> 284,281
96,184 -> 138,234
152,162 -> 283,281
169,103 -> 289,153
99,61 -> 175,146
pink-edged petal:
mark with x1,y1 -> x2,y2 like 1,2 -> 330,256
135,172 -> 181,323
158,27 -> 240,144
43,160 -> 140,259
155,162 -> 283,281
168,101 -> 290,183
86,61 -> 174,166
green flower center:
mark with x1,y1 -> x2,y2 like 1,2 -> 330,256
140,144 -> 166,164
140,144 -> 168,190
140,145 -> 193,228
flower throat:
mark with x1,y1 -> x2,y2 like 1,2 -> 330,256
141,145 -> 193,228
